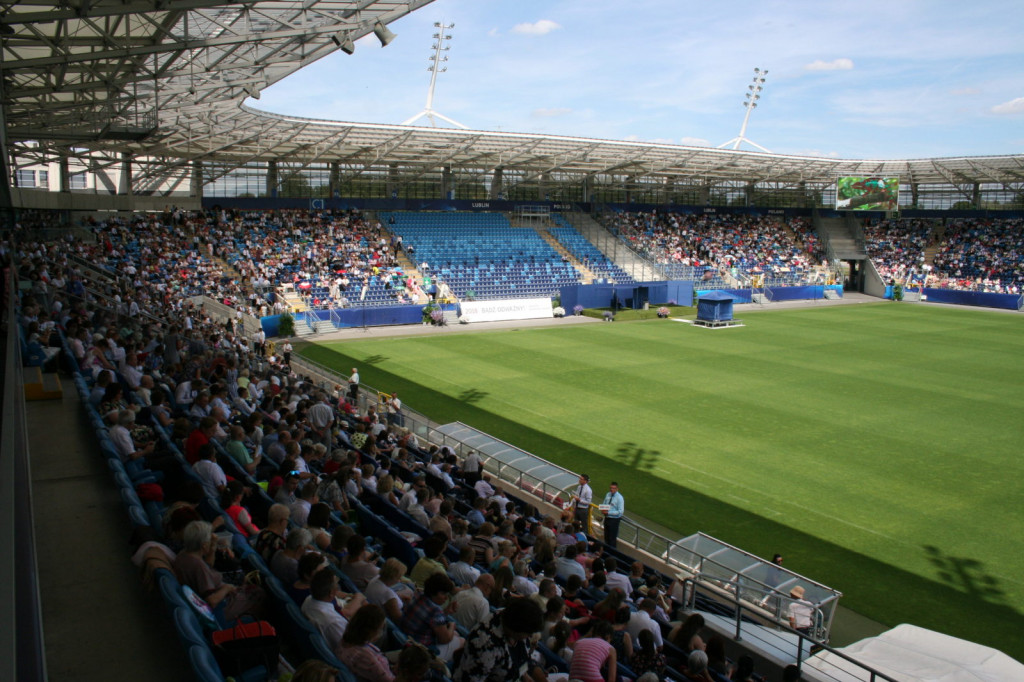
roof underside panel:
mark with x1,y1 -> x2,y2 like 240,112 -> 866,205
3,1 -> 1023,187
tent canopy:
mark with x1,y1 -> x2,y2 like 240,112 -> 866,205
697,291 -> 736,322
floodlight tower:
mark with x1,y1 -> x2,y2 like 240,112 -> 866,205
402,21 -> 467,129
718,68 -> 771,152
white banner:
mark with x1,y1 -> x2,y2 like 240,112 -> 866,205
459,297 -> 553,323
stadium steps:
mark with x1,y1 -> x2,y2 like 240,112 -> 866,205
574,212 -> 665,281
531,225 -> 597,284
211,254 -> 249,294
922,223 -> 946,267
293,317 -> 318,337
279,287 -> 308,312
818,218 -> 868,260
392,251 -> 431,304
23,365 -> 63,400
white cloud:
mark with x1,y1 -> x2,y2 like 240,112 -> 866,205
805,58 -> 854,71
511,20 -> 562,36
680,137 -> 711,147
990,97 -> 1024,115
487,28 -> 500,38
532,107 -> 572,117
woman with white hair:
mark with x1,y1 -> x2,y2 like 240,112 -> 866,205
173,520 -> 265,621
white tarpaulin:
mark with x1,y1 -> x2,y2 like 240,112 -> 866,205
459,298 -> 553,323
803,624 -> 1023,682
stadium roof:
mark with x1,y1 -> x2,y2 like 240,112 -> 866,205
3,1 -> 1024,189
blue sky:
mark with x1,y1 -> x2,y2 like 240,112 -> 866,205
254,0 -> 1024,160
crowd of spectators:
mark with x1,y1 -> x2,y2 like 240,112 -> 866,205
860,217 -> 1024,294
929,217 -> 1024,294
863,219 -> 934,282
205,208 -> 422,308
9,208 -> 802,682
604,210 -> 822,281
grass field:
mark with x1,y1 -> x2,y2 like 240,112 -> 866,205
300,303 -> 1024,660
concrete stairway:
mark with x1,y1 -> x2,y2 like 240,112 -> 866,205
818,217 -> 868,260
23,365 -> 63,400
529,224 -> 597,284
566,212 -> 663,281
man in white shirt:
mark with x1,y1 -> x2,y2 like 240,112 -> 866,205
448,546 -> 482,586
474,475 -> 495,500
453,573 -> 494,632
301,570 -> 365,650
626,599 -> 664,649
462,450 -> 481,485
604,558 -> 634,600
347,367 -> 359,402
572,474 -> 593,526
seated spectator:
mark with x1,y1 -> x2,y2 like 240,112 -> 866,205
399,572 -> 464,664
731,655 -> 756,682
452,573 -> 494,633
192,443 -> 226,499
626,598 -> 664,650
450,518 -> 471,551
555,544 -> 587,583
511,559 -> 539,597
224,424 -> 261,475
428,498 -> 454,540
631,628 -> 666,679
376,473 -> 400,506
364,558 -> 410,623
301,567 -> 366,650
342,534 -> 380,590
289,551 -> 327,604
705,634 -> 730,679
173,520 -> 264,621
306,502 -> 333,551
448,545 -> 481,587
337,604 -> 395,682
453,598 -> 546,682
684,650 -> 715,682
290,480 -> 319,527
271,528 -> 311,585
467,522 -> 496,566
669,612 -> 707,652
409,534 -> 449,590
489,540 -> 518,574
254,503 -> 290,563
603,558 -> 633,600
611,606 -> 634,663
221,481 -> 259,538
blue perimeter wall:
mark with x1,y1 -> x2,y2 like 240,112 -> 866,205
921,288 -> 1022,310
560,281 -> 694,311
261,305 -> 424,335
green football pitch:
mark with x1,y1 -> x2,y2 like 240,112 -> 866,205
300,302 -> 1024,660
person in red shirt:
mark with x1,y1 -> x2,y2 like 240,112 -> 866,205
185,416 -> 217,464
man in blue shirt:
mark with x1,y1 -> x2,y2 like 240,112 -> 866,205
601,481 -> 625,549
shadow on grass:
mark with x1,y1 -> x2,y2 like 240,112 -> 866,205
299,344 -> 1024,662
924,545 -> 1007,604
616,442 -> 661,472
457,388 -> 489,404
362,354 -> 389,365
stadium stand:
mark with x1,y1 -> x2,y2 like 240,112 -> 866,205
382,211 -> 581,300
9,215 -> 796,681
601,210 -> 824,286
